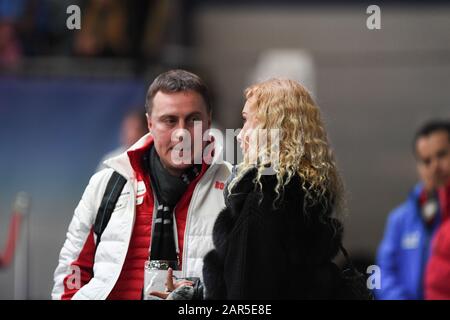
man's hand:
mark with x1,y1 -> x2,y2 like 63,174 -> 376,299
149,268 -> 194,299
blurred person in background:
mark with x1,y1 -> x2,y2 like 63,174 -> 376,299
96,108 -> 148,172
376,120 -> 450,300
74,0 -> 129,57
0,0 -> 27,70
421,121 -> 450,299
52,69 -> 231,300
0,19 -> 21,70
0,0 -> 67,70
74,0 -> 174,61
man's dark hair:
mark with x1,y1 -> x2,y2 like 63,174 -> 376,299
145,69 -> 211,114
413,120 -> 450,155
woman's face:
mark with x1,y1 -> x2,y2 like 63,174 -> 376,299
237,97 -> 259,155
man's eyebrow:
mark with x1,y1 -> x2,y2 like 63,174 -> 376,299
158,114 -> 177,120
157,112 -> 202,120
186,111 -> 202,118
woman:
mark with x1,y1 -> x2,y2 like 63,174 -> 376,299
153,78 -> 347,300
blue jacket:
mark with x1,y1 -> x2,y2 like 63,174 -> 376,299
375,183 -> 441,300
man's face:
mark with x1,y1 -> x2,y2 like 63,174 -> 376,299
416,130 -> 450,191
147,90 -> 211,176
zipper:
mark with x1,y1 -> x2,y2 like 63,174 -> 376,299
181,184 -> 200,277
149,188 -> 157,248
172,209 -> 181,267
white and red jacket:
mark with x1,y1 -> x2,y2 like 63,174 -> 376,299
51,134 -> 231,300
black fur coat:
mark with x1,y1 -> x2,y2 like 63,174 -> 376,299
202,168 -> 344,300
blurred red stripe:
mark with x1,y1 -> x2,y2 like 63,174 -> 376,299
0,212 -> 23,268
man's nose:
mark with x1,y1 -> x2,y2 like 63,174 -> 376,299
176,120 -> 189,131
430,159 -> 441,175
172,121 -> 189,141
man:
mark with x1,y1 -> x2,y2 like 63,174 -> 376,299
424,178 -> 450,299
376,120 -> 450,300
52,69 -> 232,300
96,108 -> 148,172
423,122 -> 450,299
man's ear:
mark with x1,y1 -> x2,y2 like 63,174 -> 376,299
146,113 -> 152,134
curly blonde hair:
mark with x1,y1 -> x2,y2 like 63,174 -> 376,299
229,78 -> 344,216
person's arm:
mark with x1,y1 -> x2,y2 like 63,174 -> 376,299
424,181 -> 450,299
375,210 -> 410,300
51,171 -> 106,300
438,179 -> 450,220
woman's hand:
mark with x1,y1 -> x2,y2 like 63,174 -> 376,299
149,268 -> 194,299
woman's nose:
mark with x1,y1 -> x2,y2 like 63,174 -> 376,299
237,129 -> 243,143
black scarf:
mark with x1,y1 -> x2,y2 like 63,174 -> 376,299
145,146 -> 201,268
